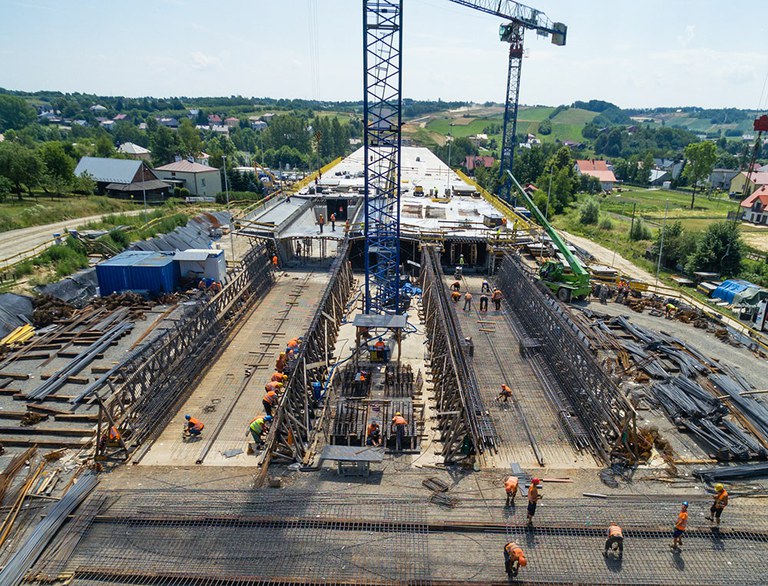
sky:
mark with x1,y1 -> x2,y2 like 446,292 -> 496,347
2,0 -> 768,110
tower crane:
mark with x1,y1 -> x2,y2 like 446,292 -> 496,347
361,0 -> 565,315
446,0 -> 567,203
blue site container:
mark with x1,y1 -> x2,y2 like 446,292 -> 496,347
96,251 -> 179,296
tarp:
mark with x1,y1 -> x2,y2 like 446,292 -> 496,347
0,293 -> 34,338
712,279 -> 768,306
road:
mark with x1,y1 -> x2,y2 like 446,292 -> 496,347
0,209 -> 145,269
560,229 -> 657,282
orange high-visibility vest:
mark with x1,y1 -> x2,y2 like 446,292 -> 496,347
505,476 -> 519,494
392,415 -> 407,426
715,490 -> 729,508
263,391 -> 278,405
505,542 -> 524,560
528,485 -> 539,504
188,417 -> 204,431
608,524 -> 623,538
675,511 -> 688,531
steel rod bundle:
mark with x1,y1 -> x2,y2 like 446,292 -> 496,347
0,473 -> 97,586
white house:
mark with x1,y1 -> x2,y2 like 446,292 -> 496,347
154,160 -> 222,197
117,142 -> 151,161
740,186 -> 768,225
575,159 -> 617,191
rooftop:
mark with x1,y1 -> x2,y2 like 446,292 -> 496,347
155,160 -> 219,173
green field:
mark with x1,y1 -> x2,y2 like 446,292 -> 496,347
0,196 -> 140,233
423,106 -> 596,149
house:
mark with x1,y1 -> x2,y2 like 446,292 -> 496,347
89,104 -> 107,112
740,186 -> 768,225
157,117 -> 179,129
260,113 -> 275,123
709,168 -> 739,190
208,114 -> 223,126
562,140 -> 585,150
100,120 -> 115,130
224,117 -> 240,128
74,157 -> 170,200
113,113 -> 128,121
574,159 -> 617,191
729,171 -> 768,196
248,117 -> 267,131
464,156 -> 495,172
468,134 -> 488,147
117,142 -> 151,161
654,158 -> 684,179
649,169 -> 671,186
154,160 -> 222,198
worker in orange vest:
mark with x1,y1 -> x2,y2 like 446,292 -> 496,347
286,337 -> 301,353
451,290 -> 461,303
671,501 -> 688,550
492,288 -> 503,311
272,255 -> 279,268
604,522 -> 624,557
265,381 -> 283,394
706,484 -> 729,527
504,475 -> 519,507
391,412 -> 408,452
503,542 -> 527,577
271,372 -> 289,383
318,213 -> 325,234
344,219 -> 350,233
184,415 -> 204,438
527,478 -> 542,526
366,422 -> 382,446
262,389 -> 280,417
330,212 -> 336,231
496,384 -> 512,403
275,352 -> 288,372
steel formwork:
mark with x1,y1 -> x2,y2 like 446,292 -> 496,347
257,241 -> 355,477
420,246 -> 497,462
363,0 -> 403,314
93,243 -> 275,461
496,253 -> 636,462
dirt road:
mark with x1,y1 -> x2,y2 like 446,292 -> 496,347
0,210 -> 145,268
561,230 -> 657,282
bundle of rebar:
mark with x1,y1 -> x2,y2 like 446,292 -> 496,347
0,473 -> 97,586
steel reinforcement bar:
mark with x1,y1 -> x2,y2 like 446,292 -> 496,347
93,243 -> 275,460
496,253 -> 635,462
256,241 -> 354,479
420,246 -> 497,462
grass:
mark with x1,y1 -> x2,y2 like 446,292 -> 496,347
0,195 -> 140,233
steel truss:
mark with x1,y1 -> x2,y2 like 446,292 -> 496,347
94,243 -> 275,460
257,241 -> 355,476
496,253 -> 637,462
363,0 -> 403,314
499,24 -> 524,203
419,246 -> 497,462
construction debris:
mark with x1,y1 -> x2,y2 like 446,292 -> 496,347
32,295 -> 75,327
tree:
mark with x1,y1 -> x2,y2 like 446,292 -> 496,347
686,221 -> 743,276
683,141 -> 717,209
95,134 -> 115,158
537,119 -> 552,135
39,142 -> 75,196
651,220 -> 697,270
579,197 -> 599,225
0,95 -> 36,132
0,142 -> 44,198
629,217 -> 651,241
150,126 -> 181,166
178,118 -> 202,157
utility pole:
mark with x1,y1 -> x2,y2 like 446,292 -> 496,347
222,155 -> 235,264
629,202 -> 637,238
545,168 -> 553,221
655,200 -> 668,286
141,162 -> 147,216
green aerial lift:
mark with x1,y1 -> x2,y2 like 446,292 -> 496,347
507,171 -> 591,302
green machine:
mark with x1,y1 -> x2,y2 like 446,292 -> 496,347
507,171 -> 591,302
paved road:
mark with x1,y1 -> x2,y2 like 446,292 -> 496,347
0,210 -> 145,268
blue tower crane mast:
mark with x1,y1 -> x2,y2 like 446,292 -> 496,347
446,0 -> 567,204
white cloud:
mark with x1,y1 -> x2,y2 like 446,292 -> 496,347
677,25 -> 695,47
190,51 -> 221,71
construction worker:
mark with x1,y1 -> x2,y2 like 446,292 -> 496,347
295,241 -> 302,258
451,280 -> 461,292
503,542 -> 527,577
504,475 -> 519,506
463,291 -> 472,312
451,290 -> 461,303
492,288 -> 503,311
286,337 -> 301,354
479,293 -> 489,312
209,280 -> 222,294
671,502 -> 688,550
265,380 -> 283,394
271,372 -> 289,383
248,414 -> 273,445
275,352 -> 288,372
527,478 -> 542,526
706,484 -> 728,527
604,522 -> 624,557
458,254 -> 465,266
318,213 -> 325,234
184,415 -> 204,438
366,421 -> 382,446
330,212 -> 336,231
262,389 -> 280,417
344,219 -> 351,233
665,302 -> 677,319
272,254 -> 279,268
391,411 -> 408,452
496,384 -> 512,403
481,279 -> 491,293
